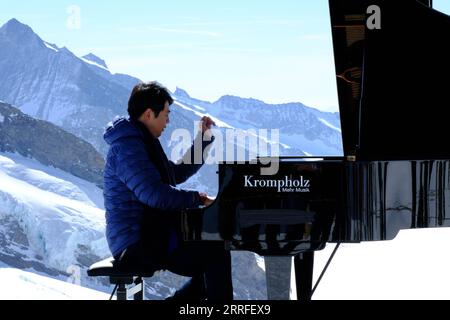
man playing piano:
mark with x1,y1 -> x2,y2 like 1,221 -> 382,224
102,81 -> 233,301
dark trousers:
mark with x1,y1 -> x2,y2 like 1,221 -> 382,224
165,242 -> 233,301
117,241 -> 233,301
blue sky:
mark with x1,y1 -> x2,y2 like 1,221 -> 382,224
1,1 -> 450,112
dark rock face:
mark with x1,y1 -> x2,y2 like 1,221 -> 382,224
0,102 -> 104,186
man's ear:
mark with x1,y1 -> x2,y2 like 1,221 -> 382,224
144,108 -> 155,120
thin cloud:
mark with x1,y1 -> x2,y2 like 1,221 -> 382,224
107,57 -> 176,69
74,38 -> 239,52
147,27 -> 221,37
117,19 -> 302,35
192,46 -> 268,54
75,43 -> 177,52
121,26 -> 222,37
158,19 -> 304,28
299,34 -> 330,41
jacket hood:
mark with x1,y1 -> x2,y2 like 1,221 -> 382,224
104,117 -> 144,145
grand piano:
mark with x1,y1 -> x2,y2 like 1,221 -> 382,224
181,0 -> 450,300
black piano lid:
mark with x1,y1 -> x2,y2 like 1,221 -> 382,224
329,0 -> 450,161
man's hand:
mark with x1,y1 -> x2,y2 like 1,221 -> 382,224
200,116 -> 216,134
199,192 -> 214,207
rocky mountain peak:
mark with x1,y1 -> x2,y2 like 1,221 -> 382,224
0,18 -> 39,41
216,94 -> 265,107
174,87 -> 191,98
82,53 -> 108,69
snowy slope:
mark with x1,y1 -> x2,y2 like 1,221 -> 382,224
0,151 -> 267,300
313,227 -> 450,300
0,267 -> 110,300
0,151 -> 111,297
0,152 -> 104,208
0,152 -> 109,272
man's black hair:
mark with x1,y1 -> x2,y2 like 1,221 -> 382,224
127,81 -> 173,120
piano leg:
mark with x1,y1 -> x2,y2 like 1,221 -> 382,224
264,256 -> 292,300
294,252 -> 314,301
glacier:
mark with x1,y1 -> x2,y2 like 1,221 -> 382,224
0,152 -> 108,272
0,152 -> 267,300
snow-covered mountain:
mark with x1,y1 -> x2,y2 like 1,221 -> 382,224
0,17 -> 344,199
0,18 -> 342,299
0,151 -> 109,288
172,88 -> 342,156
0,18 -> 342,158
0,19 -> 138,155
2,16 -> 450,300
0,126 -> 266,299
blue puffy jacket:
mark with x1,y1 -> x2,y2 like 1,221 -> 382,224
103,117 -> 210,258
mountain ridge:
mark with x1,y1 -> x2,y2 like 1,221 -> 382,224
0,18 -> 342,158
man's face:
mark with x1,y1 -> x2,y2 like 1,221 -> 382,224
140,101 -> 170,138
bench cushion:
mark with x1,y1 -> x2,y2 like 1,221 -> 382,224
87,257 -> 158,277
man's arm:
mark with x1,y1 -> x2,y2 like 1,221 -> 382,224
170,134 -> 214,184
114,137 -> 201,210
171,116 -> 216,185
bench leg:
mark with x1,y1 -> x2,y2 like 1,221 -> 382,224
109,276 -> 145,300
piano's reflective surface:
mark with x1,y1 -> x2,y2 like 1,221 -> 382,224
183,158 -> 450,253
181,0 -> 450,299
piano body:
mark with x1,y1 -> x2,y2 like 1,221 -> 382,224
181,0 -> 450,300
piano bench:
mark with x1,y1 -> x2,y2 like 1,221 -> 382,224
87,257 -> 158,300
